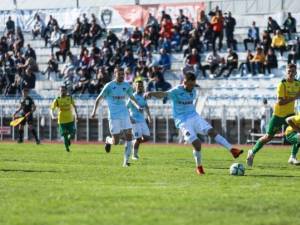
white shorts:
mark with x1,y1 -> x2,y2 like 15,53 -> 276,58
109,117 -> 132,135
179,114 -> 213,144
132,121 -> 150,139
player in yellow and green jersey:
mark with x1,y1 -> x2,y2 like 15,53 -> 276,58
285,114 -> 300,165
247,63 -> 300,167
51,86 -> 78,152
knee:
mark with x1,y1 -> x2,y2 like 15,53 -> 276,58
207,128 -> 217,138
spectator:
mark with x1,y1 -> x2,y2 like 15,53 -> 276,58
244,21 -> 260,51
44,54 -> 60,80
146,13 -> 159,31
251,47 -> 265,75
80,18 -> 91,45
283,12 -> 297,40
6,16 -> 15,34
124,67 -> 135,84
24,44 -> 36,61
49,25 -> 61,53
271,29 -> 286,56
202,22 -> 213,51
224,12 -> 236,50
72,18 -> 82,46
211,10 -> 224,51
55,34 -> 70,63
106,30 -> 119,48
201,50 -> 223,77
216,48 -> 238,78
158,48 -> 171,71
21,68 -> 36,90
160,18 -> 173,40
32,14 -> 45,39
159,37 -> 172,53
14,27 -> 24,52
239,50 -> 254,76
261,31 -> 272,54
160,11 -> 172,24
44,15 -> 59,47
89,19 -> 103,45
179,17 -> 193,50
197,10 -> 209,33
121,49 -> 136,70
265,48 -> 278,74
120,27 -> 131,45
287,37 -> 300,64
177,9 -> 188,24
3,52 -> 16,92
72,66 -> 91,94
146,72 -> 171,103
184,48 -> 202,77
267,17 -> 281,34
131,27 -> 143,47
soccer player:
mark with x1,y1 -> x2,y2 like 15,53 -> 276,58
247,63 -> 300,167
127,80 -> 152,160
144,72 -> 243,175
91,67 -> 142,167
50,86 -> 78,152
285,115 -> 300,165
13,88 -> 40,144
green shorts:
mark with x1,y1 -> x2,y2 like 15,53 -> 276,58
286,132 -> 300,145
59,121 -> 75,136
267,114 -> 294,136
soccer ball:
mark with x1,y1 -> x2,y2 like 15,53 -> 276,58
229,163 -> 245,176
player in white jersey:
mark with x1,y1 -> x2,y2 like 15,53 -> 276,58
127,80 -> 152,160
91,67 -> 142,167
145,72 -> 243,175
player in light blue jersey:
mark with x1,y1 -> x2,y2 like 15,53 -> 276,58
91,67 -> 142,167
145,72 -> 243,175
127,80 -> 152,160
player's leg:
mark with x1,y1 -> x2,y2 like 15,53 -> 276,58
286,132 -> 300,165
193,115 -> 243,158
132,122 -> 151,160
247,115 -> 282,166
18,123 -> 24,143
28,116 -> 40,144
191,139 -> 205,175
105,119 -> 122,153
180,122 -> 204,175
123,128 -> 133,167
59,123 -> 70,152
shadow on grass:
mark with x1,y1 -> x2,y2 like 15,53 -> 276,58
0,169 -> 58,173
247,174 -> 300,178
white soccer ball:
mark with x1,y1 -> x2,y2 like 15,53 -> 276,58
229,163 -> 245,176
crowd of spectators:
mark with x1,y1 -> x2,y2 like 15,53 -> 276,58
0,8 -> 300,97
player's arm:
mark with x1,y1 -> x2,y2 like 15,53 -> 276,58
91,94 -> 103,118
277,92 -> 300,105
71,101 -> 78,121
50,99 -> 58,119
144,91 -> 168,99
13,105 -> 22,119
145,105 -> 152,123
129,95 -> 143,112
286,116 -> 300,133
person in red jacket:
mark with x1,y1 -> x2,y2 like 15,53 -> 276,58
211,10 -> 224,51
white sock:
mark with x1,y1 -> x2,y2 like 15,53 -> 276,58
214,134 -> 232,151
193,150 -> 202,167
124,141 -> 132,163
106,136 -> 113,145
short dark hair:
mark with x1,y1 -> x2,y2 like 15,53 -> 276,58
183,72 -> 196,81
288,63 -> 296,69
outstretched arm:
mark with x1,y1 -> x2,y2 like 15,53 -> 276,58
144,91 -> 168,99
129,95 -> 143,111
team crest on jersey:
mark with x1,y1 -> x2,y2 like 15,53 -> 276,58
123,88 -> 126,91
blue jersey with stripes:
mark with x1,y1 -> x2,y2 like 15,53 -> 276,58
99,81 -> 133,120
167,85 -> 198,127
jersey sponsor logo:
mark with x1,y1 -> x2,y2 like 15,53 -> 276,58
178,100 -> 193,105
112,96 -> 125,100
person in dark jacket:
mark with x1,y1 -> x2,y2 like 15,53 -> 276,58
283,12 -> 297,40
265,49 -> 278,74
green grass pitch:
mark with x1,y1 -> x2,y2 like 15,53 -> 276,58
1,142 -> 300,225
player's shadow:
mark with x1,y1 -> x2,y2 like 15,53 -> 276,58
0,169 -> 58,173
